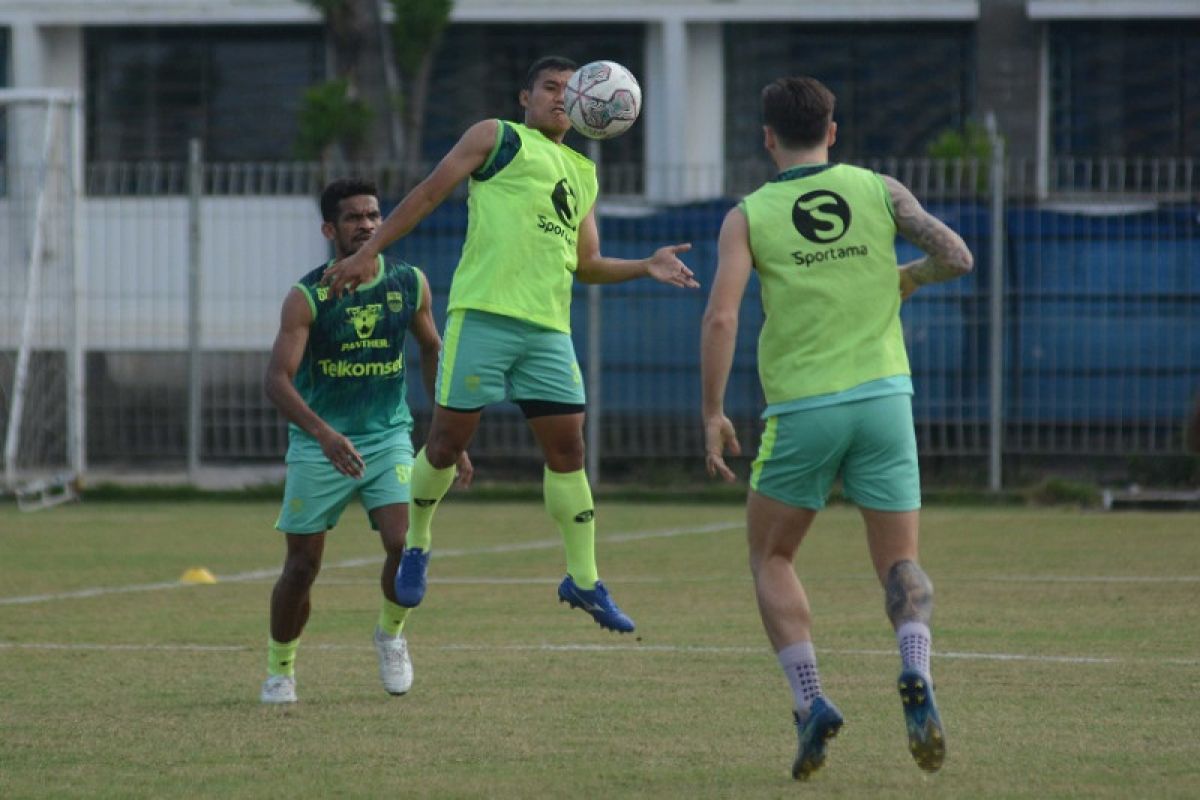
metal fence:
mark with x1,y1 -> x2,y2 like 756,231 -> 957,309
3,152 -> 1198,487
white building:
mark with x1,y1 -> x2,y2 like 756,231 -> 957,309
3,0 -> 1197,196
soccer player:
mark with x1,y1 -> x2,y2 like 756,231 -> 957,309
320,56 -> 698,634
260,178 -> 472,704
700,77 -> 973,778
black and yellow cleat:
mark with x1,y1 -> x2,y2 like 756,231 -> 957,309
898,669 -> 946,772
791,697 -> 844,780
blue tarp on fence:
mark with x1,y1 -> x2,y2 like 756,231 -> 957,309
391,198 -> 1200,425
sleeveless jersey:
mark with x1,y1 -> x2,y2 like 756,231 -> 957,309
741,163 -> 910,406
447,121 -> 598,333
286,256 -> 424,463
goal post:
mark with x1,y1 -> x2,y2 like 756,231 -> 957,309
0,89 -> 85,509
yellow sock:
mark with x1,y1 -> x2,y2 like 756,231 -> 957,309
378,598 -> 410,637
543,466 -> 599,588
408,447 -> 457,551
267,637 -> 299,677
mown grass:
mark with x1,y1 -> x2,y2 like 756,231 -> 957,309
2,501 -> 1198,798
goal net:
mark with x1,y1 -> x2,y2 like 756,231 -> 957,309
0,90 -> 84,509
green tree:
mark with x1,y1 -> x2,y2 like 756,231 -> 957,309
927,120 -> 993,162
299,0 -> 397,163
927,120 -> 1000,194
388,0 -> 454,183
295,80 -> 374,162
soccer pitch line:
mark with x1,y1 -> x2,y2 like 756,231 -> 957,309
432,643 -> 1200,667
4,514 -> 1198,606
310,574 -> 1200,587
310,576 -> 745,587
972,575 -> 1200,584
1,640 -> 1197,668
0,519 -> 746,606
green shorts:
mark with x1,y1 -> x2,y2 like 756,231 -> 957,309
275,446 -> 413,534
436,309 -> 585,409
749,393 -> 921,512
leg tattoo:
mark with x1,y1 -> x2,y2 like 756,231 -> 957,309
885,559 -> 933,627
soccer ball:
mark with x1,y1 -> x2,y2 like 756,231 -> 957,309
565,61 -> 642,140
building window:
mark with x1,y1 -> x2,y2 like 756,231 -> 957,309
425,24 -> 645,177
724,24 -> 975,164
1050,22 -> 1200,158
85,26 -> 323,163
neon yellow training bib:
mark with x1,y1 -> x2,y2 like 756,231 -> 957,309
447,121 -> 598,333
741,163 -> 910,405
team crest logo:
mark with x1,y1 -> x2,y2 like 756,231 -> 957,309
387,291 -> 404,313
792,190 -> 852,244
346,304 -> 383,339
551,178 -> 578,227
316,287 -> 330,302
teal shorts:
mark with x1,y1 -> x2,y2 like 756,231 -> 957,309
749,393 -> 921,512
275,447 -> 413,534
436,309 -> 585,409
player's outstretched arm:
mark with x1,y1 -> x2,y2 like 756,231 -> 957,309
264,288 -> 365,478
700,208 -> 752,483
882,175 -> 974,299
322,119 -> 500,296
574,209 -> 699,288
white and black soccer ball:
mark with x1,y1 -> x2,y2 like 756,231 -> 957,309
565,60 -> 642,140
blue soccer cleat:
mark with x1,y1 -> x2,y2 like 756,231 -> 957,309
394,547 -> 430,607
557,575 -> 635,633
898,668 -> 946,772
791,696 -> 844,780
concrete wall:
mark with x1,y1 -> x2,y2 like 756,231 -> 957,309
1,196 -> 325,350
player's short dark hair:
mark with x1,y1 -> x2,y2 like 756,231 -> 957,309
319,177 -> 378,223
762,77 -> 836,150
524,55 -> 578,91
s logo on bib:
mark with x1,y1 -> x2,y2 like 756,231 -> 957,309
792,190 -> 851,244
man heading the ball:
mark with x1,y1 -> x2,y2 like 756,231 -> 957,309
260,177 -> 472,704
321,56 -> 698,633
700,76 -> 973,778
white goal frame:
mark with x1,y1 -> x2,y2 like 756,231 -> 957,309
0,89 -> 85,509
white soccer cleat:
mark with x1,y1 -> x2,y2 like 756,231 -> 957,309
374,627 -> 413,695
260,674 -> 297,704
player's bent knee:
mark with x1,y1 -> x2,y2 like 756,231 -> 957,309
544,444 -> 585,472
283,557 -> 321,587
425,435 -> 466,468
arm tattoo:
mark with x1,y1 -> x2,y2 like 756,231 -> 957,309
885,559 -> 934,627
884,175 -> 973,286
903,254 -> 968,287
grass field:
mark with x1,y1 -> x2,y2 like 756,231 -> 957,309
2,499 -> 1198,798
